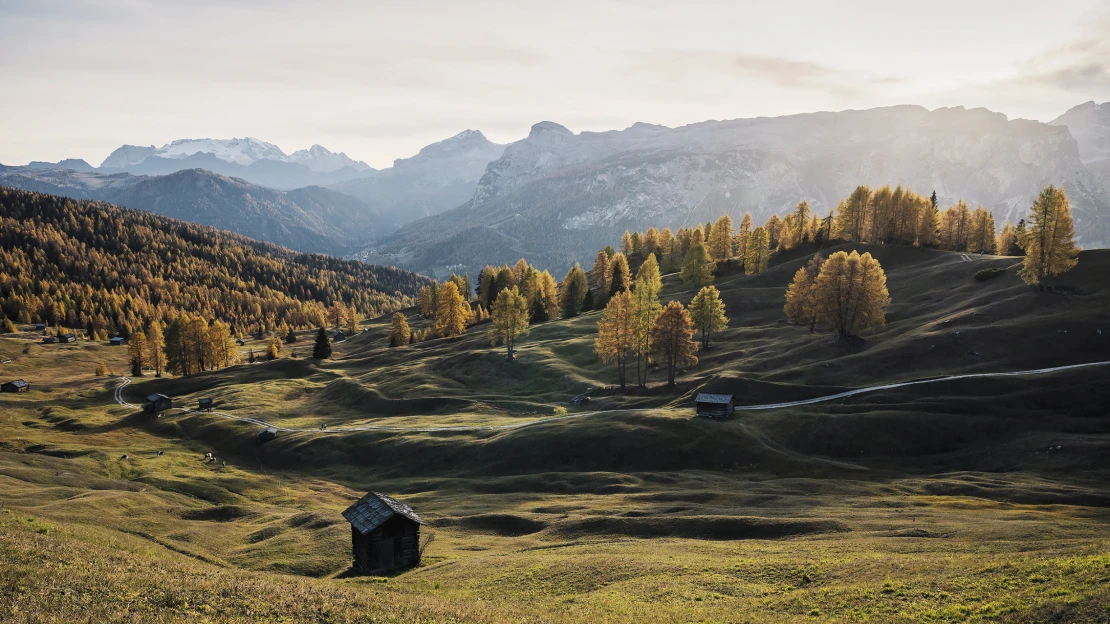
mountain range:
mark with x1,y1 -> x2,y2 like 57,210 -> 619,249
360,104 -> 1110,277
0,166 -> 394,255
6,102 -> 1110,277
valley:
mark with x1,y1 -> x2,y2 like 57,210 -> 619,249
3,240 -> 1109,622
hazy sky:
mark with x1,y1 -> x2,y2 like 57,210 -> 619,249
2,0 -> 1109,168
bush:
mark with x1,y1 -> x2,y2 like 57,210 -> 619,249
553,406 -> 568,417
95,362 -> 109,377
0,318 -> 15,334
974,267 -> 1006,281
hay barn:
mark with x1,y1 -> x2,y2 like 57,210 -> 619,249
342,492 -> 424,574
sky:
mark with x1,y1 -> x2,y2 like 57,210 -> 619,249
2,0 -> 1109,168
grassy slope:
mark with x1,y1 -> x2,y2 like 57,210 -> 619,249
2,245 -> 1110,622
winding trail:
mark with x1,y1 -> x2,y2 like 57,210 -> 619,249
112,360 -> 1110,436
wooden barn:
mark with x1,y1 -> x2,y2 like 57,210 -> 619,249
198,397 -> 213,412
109,337 -> 125,346
42,336 -> 56,344
1,379 -> 30,393
59,333 -> 76,343
143,393 -> 172,413
333,330 -> 347,343
695,393 -> 735,419
342,492 -> 424,574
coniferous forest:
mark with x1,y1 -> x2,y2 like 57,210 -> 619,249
0,187 -> 429,337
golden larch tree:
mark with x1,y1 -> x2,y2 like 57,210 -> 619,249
128,331 -> 148,376
389,312 -> 411,347
559,263 -> 589,318
489,286 -> 530,360
631,253 -> 662,387
793,201 -> 811,244
744,227 -> 770,275
734,213 -> 753,265
783,254 -> 825,331
688,285 -> 728,348
589,250 -> 611,293
1020,185 -> 1080,287
651,300 -> 698,386
608,252 -> 631,296
680,242 -> 715,287
708,214 -> 734,262
595,290 -> 636,390
433,281 -> 469,339
813,250 -> 890,340
146,319 -> 166,377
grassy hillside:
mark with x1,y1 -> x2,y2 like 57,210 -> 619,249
2,244 -> 1109,622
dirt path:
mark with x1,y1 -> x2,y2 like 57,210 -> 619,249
112,360 -> 1110,436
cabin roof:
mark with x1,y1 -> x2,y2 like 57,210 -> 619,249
695,393 -> 734,405
110,336 -> 124,342
5,379 -> 29,388
145,393 -> 170,403
343,491 -> 424,535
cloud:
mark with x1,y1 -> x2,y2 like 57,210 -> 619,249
1014,36 -> 1110,92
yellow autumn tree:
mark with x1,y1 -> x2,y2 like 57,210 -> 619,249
651,300 -> 698,386
688,285 -> 728,348
813,250 -> 890,340
128,331 -> 147,376
708,214 -> 734,262
489,286 -> 530,360
389,312 -> 410,347
680,242 -> 715,287
783,254 -> 825,331
1019,185 -> 1080,287
744,226 -> 770,275
146,319 -> 166,377
433,281 -> 469,339
631,253 -> 662,387
595,290 -> 635,390
608,252 -> 631,296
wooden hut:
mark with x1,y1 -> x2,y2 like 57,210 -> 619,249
42,336 -> 56,344
109,337 -> 125,346
59,333 -> 76,343
198,397 -> 213,412
342,492 -> 424,573
143,393 -> 172,413
695,393 -> 735,419
34,323 -> 46,331
1,379 -> 30,393
333,331 -> 347,343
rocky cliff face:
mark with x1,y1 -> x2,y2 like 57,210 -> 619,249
1051,101 -> 1110,198
332,130 -> 505,225
363,105 -> 1110,277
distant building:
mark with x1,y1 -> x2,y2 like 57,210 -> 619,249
695,393 -> 735,419
1,379 -> 30,393
143,393 -> 172,413
343,492 -> 424,574
333,331 -> 346,342
198,397 -> 213,412
42,336 -> 56,344
59,333 -> 76,343
109,337 -> 125,346
34,323 -> 46,331
257,427 -> 277,442
235,339 -> 246,346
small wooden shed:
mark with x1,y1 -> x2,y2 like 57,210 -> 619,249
1,379 -> 30,393
109,337 -> 125,346
34,323 -> 46,331
342,492 -> 424,574
42,336 -> 56,344
333,331 -> 347,343
143,393 -> 172,413
59,333 -> 76,343
695,393 -> 735,419
198,397 -> 213,412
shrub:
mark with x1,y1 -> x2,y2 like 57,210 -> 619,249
553,406 -> 568,417
974,267 -> 1006,281
95,362 -> 109,377
0,318 -> 15,334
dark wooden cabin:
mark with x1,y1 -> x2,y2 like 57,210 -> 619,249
198,397 -> 213,412
42,336 -> 56,344
59,333 -> 76,343
695,393 -> 735,419
109,337 -> 125,346
1,379 -> 30,393
342,492 -> 424,574
34,323 -> 46,331
333,331 -> 347,343
143,393 -> 172,413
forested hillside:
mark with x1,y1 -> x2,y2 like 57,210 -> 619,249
0,187 -> 429,337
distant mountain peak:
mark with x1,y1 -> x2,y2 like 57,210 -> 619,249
528,121 -> 573,139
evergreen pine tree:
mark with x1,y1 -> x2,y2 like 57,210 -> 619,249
312,327 -> 332,359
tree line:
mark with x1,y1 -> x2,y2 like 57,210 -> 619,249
0,188 -> 428,339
